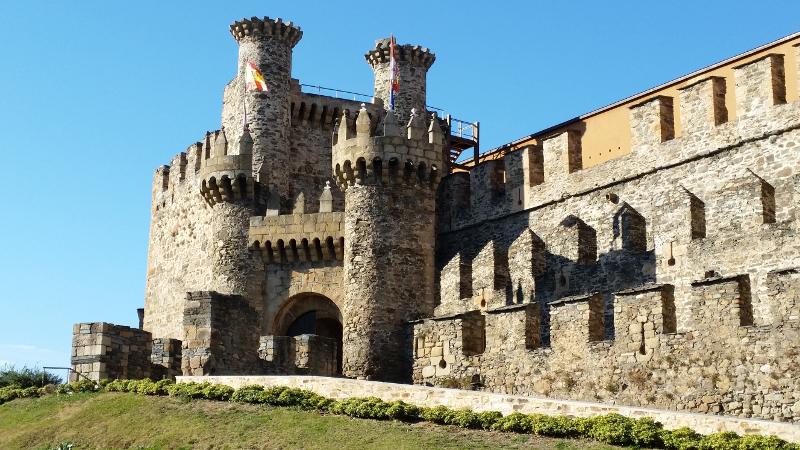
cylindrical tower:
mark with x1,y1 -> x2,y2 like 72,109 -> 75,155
197,128 -> 264,313
222,17 -> 303,210
366,39 -> 436,126
332,106 -> 443,381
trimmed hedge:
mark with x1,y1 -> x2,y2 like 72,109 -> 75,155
3,378 -> 800,450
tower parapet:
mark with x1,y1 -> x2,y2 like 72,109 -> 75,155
366,39 -> 435,125
198,128 -> 255,206
229,16 -> 303,47
332,106 -> 443,196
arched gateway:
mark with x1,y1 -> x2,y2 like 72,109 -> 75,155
271,293 -> 343,373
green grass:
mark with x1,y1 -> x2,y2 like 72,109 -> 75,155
0,392 -> 618,450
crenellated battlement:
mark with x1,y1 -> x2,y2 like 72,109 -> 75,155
229,16 -> 302,47
440,51 -> 800,233
331,106 -> 444,193
365,39 -> 436,70
249,212 -> 344,264
289,84 -> 383,131
196,128 -> 255,206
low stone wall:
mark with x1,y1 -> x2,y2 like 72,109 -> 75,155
71,322 -> 152,382
182,291 -> 261,376
258,334 -> 338,376
178,375 -> 800,442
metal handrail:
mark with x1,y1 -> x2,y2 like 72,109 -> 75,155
300,84 -> 374,102
42,366 -> 75,386
450,118 -> 478,141
299,84 -> 443,112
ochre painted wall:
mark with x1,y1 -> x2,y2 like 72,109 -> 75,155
477,37 -> 800,169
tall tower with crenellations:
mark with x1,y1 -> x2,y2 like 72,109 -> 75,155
332,103 -> 444,380
366,39 -> 436,127
222,17 -> 303,212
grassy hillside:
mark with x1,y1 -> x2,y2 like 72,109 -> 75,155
0,392 -> 614,450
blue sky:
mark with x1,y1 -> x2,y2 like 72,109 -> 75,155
2,0 -> 799,371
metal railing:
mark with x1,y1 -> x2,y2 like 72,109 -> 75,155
299,84 -> 444,112
300,84 -> 374,102
449,117 -> 478,141
42,366 -> 77,386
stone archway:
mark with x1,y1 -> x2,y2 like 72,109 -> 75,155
271,293 -> 343,373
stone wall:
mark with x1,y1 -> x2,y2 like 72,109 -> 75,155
144,138 -> 266,341
151,338 -> 183,380
179,375 -> 800,443
419,53 -> 800,422
70,323 -> 152,382
181,291 -> 261,376
258,334 -> 337,376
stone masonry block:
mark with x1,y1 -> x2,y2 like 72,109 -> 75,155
630,95 -> 674,150
679,76 -> 727,134
550,293 -> 604,352
734,54 -> 786,119
471,240 -> 510,309
542,130 -> 581,181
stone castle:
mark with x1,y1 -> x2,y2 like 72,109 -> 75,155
71,16 -> 800,423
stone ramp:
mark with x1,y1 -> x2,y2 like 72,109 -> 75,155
179,375 -> 800,442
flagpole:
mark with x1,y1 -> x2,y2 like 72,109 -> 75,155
243,61 -> 247,132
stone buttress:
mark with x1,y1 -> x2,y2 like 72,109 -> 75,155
333,105 -> 444,381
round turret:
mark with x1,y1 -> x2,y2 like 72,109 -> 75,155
365,39 -> 435,126
221,17 -> 303,212
333,105 -> 444,381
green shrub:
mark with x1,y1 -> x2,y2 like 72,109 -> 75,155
19,386 -> 40,398
737,434 -> 794,450
331,396 -> 390,419
202,384 -> 235,401
527,414 -> 576,437
275,387 -> 318,408
0,386 -> 20,404
476,411 -> 502,430
491,412 -> 531,433
56,380 -> 98,395
658,430 -> 715,450
258,386 -> 289,405
135,379 -> 157,395
590,413 -> 634,445
632,417 -> 664,447
420,405 -> 452,424
698,431 -> 740,450
166,381 -> 209,399
571,416 -> 596,436
444,410 -> 481,429
105,379 -> 125,392
385,400 -> 419,421
51,442 -> 74,450
0,365 -> 63,389
231,384 -> 265,404
153,379 -> 174,396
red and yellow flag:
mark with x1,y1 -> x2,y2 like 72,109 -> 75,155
245,61 -> 268,91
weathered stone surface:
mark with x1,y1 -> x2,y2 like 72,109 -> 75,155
74,17 -> 800,427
